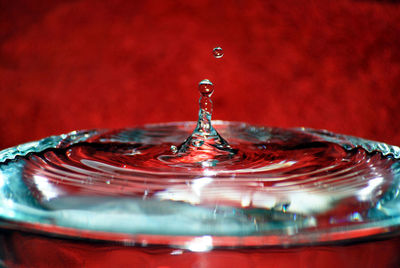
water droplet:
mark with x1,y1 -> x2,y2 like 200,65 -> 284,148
213,47 -> 224,58
170,145 -> 178,154
198,79 -> 214,97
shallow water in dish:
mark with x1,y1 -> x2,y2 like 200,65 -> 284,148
1,121 -> 400,246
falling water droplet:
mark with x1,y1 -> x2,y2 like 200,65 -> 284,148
213,47 -> 224,58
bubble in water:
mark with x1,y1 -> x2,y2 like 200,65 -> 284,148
198,79 -> 214,97
192,139 -> 204,147
213,47 -> 224,58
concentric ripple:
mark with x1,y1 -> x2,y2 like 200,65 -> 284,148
1,121 -> 400,247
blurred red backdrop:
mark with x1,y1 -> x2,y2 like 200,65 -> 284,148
1,0 -> 400,150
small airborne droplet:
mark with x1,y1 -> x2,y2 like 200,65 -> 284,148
213,47 -> 224,58
198,79 -> 214,97
170,145 -> 178,154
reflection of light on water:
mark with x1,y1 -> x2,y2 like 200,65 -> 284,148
0,199 -> 16,218
0,171 -> 4,188
34,175 -> 61,200
156,177 -> 214,204
241,194 -> 251,207
192,177 -> 213,196
357,176 -> 384,201
0,171 -> 15,217
185,236 -> 213,252
215,160 -> 296,174
170,250 -> 183,255
203,169 -> 217,176
0,172 -> 15,217
156,184 -> 340,213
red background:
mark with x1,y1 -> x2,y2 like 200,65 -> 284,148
1,0 -> 400,150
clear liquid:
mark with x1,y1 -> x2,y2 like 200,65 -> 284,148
0,121 -> 396,247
